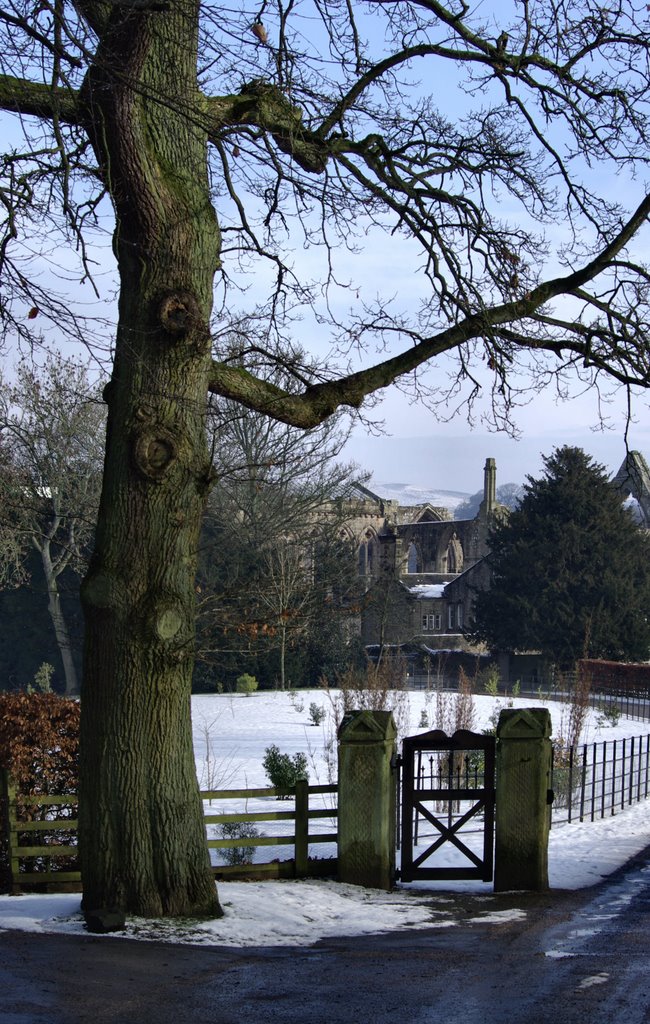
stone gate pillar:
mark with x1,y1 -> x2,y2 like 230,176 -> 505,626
337,710 -> 396,890
495,707 -> 553,892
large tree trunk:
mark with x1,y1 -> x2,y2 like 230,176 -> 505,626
78,1 -> 222,920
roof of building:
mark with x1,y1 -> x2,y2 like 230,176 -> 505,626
406,583 -> 447,599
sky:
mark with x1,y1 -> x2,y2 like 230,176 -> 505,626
2,690 -> 650,947
342,416 -> 650,497
339,338 -> 650,495
2,2 -> 650,501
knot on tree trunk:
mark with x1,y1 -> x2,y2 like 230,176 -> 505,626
158,290 -> 209,351
81,570 -> 125,614
132,426 -> 178,481
138,594 -> 192,658
147,598 -> 185,642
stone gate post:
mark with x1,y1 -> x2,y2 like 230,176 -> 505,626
495,707 -> 553,892
337,709 -> 396,890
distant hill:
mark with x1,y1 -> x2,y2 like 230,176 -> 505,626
368,481 -> 470,512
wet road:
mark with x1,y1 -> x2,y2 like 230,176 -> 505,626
2,855 -> 650,1024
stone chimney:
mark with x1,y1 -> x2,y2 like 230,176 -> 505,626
480,458 -> 496,516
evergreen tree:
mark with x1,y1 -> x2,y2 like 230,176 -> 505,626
470,447 -> 650,667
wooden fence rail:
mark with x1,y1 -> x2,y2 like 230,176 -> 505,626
204,780 -> 337,880
1,771 -> 338,892
6,733 -> 649,893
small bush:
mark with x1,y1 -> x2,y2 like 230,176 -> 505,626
29,663 -> 54,694
218,821 -> 260,866
235,673 -> 258,695
262,744 -> 309,795
288,691 -> 305,713
0,692 -> 79,793
596,701 -> 622,728
481,666 -> 500,698
551,745 -> 584,811
322,653 -> 411,739
308,702 -> 326,726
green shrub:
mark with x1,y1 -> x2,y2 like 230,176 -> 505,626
262,744 -> 309,795
288,691 -> 305,713
481,666 -> 500,698
235,673 -> 258,695
551,745 -> 584,810
308,702 -> 326,726
28,663 -> 54,694
596,701 -> 622,728
218,821 -> 260,866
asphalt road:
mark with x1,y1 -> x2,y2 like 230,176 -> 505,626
2,853 -> 650,1024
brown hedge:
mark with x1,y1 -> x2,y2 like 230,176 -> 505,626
0,693 -> 80,890
0,692 -> 79,795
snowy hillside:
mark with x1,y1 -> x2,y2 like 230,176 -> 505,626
365,480 -> 470,512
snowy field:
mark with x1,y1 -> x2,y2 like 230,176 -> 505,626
2,688 -> 650,947
190,686 -> 650,792
192,687 -> 650,878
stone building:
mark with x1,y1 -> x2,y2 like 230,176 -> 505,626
339,458 -> 505,657
352,449 -> 650,670
611,450 -> 650,527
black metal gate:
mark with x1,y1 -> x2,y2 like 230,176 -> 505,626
398,729 -> 496,882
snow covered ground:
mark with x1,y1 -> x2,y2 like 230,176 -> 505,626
2,688 -> 650,947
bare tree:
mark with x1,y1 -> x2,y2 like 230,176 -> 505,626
0,437 -> 29,590
198,383 -> 363,690
1,0 -> 649,923
0,355 -> 104,694
258,536 -> 313,690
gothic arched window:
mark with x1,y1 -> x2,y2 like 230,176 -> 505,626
446,532 -> 464,573
407,542 -> 419,573
358,530 -> 378,576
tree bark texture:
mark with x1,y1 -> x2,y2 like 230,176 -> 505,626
78,1 -> 222,919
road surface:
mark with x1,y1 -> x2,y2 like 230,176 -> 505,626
2,853 -> 650,1024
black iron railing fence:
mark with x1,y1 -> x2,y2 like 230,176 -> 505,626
407,674 -> 650,723
551,734 -> 650,825
528,683 -> 650,725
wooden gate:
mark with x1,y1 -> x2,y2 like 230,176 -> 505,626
398,729 -> 496,882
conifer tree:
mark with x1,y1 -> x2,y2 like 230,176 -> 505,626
470,447 -> 650,667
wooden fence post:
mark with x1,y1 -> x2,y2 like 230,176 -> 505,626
1,770 -> 20,893
294,778 -> 309,877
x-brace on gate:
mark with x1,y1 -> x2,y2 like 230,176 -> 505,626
398,729 -> 496,882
